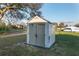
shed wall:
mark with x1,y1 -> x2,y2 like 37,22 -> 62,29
36,24 -> 45,47
29,24 -> 37,45
45,23 -> 50,48
45,23 -> 55,48
49,24 -> 55,46
27,24 -> 30,44
27,23 -> 45,47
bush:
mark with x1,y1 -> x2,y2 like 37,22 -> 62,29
0,22 -> 9,33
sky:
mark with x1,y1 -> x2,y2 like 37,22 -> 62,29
40,3 -> 79,22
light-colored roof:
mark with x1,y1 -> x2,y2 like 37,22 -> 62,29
28,16 -> 52,23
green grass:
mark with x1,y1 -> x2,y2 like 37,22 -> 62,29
55,31 -> 79,56
56,31 -> 79,36
0,32 -> 79,56
0,35 -> 26,48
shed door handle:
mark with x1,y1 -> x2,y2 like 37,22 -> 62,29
35,34 -> 37,38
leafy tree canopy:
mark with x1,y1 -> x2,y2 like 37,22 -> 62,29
0,3 -> 43,25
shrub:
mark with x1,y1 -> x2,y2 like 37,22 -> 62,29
0,22 -> 9,33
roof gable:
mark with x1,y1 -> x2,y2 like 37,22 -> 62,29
28,16 -> 52,24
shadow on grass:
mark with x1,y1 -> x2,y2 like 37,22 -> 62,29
0,34 -> 79,56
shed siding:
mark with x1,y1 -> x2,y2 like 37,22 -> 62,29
36,24 -> 45,47
45,23 -> 48,47
52,25 -> 55,44
28,24 -> 37,45
27,23 -> 45,47
45,24 -> 55,48
49,24 -> 55,47
27,24 -> 30,44
45,23 -> 50,48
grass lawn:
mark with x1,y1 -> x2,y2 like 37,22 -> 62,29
0,31 -> 79,56
0,29 -> 26,36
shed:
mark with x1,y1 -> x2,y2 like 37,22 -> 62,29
27,16 -> 55,48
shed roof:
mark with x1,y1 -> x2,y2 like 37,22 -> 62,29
27,16 -> 52,24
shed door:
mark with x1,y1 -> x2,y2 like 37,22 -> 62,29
29,24 -> 37,45
29,23 -> 45,47
36,24 -> 45,47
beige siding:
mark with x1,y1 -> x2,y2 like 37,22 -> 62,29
28,16 -> 47,23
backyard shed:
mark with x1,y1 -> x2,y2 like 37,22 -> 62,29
27,16 -> 55,48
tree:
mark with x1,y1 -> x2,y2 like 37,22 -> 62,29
27,3 -> 42,18
0,3 -> 43,24
52,22 -> 58,31
0,21 -> 9,33
74,23 -> 79,27
58,22 -> 64,31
